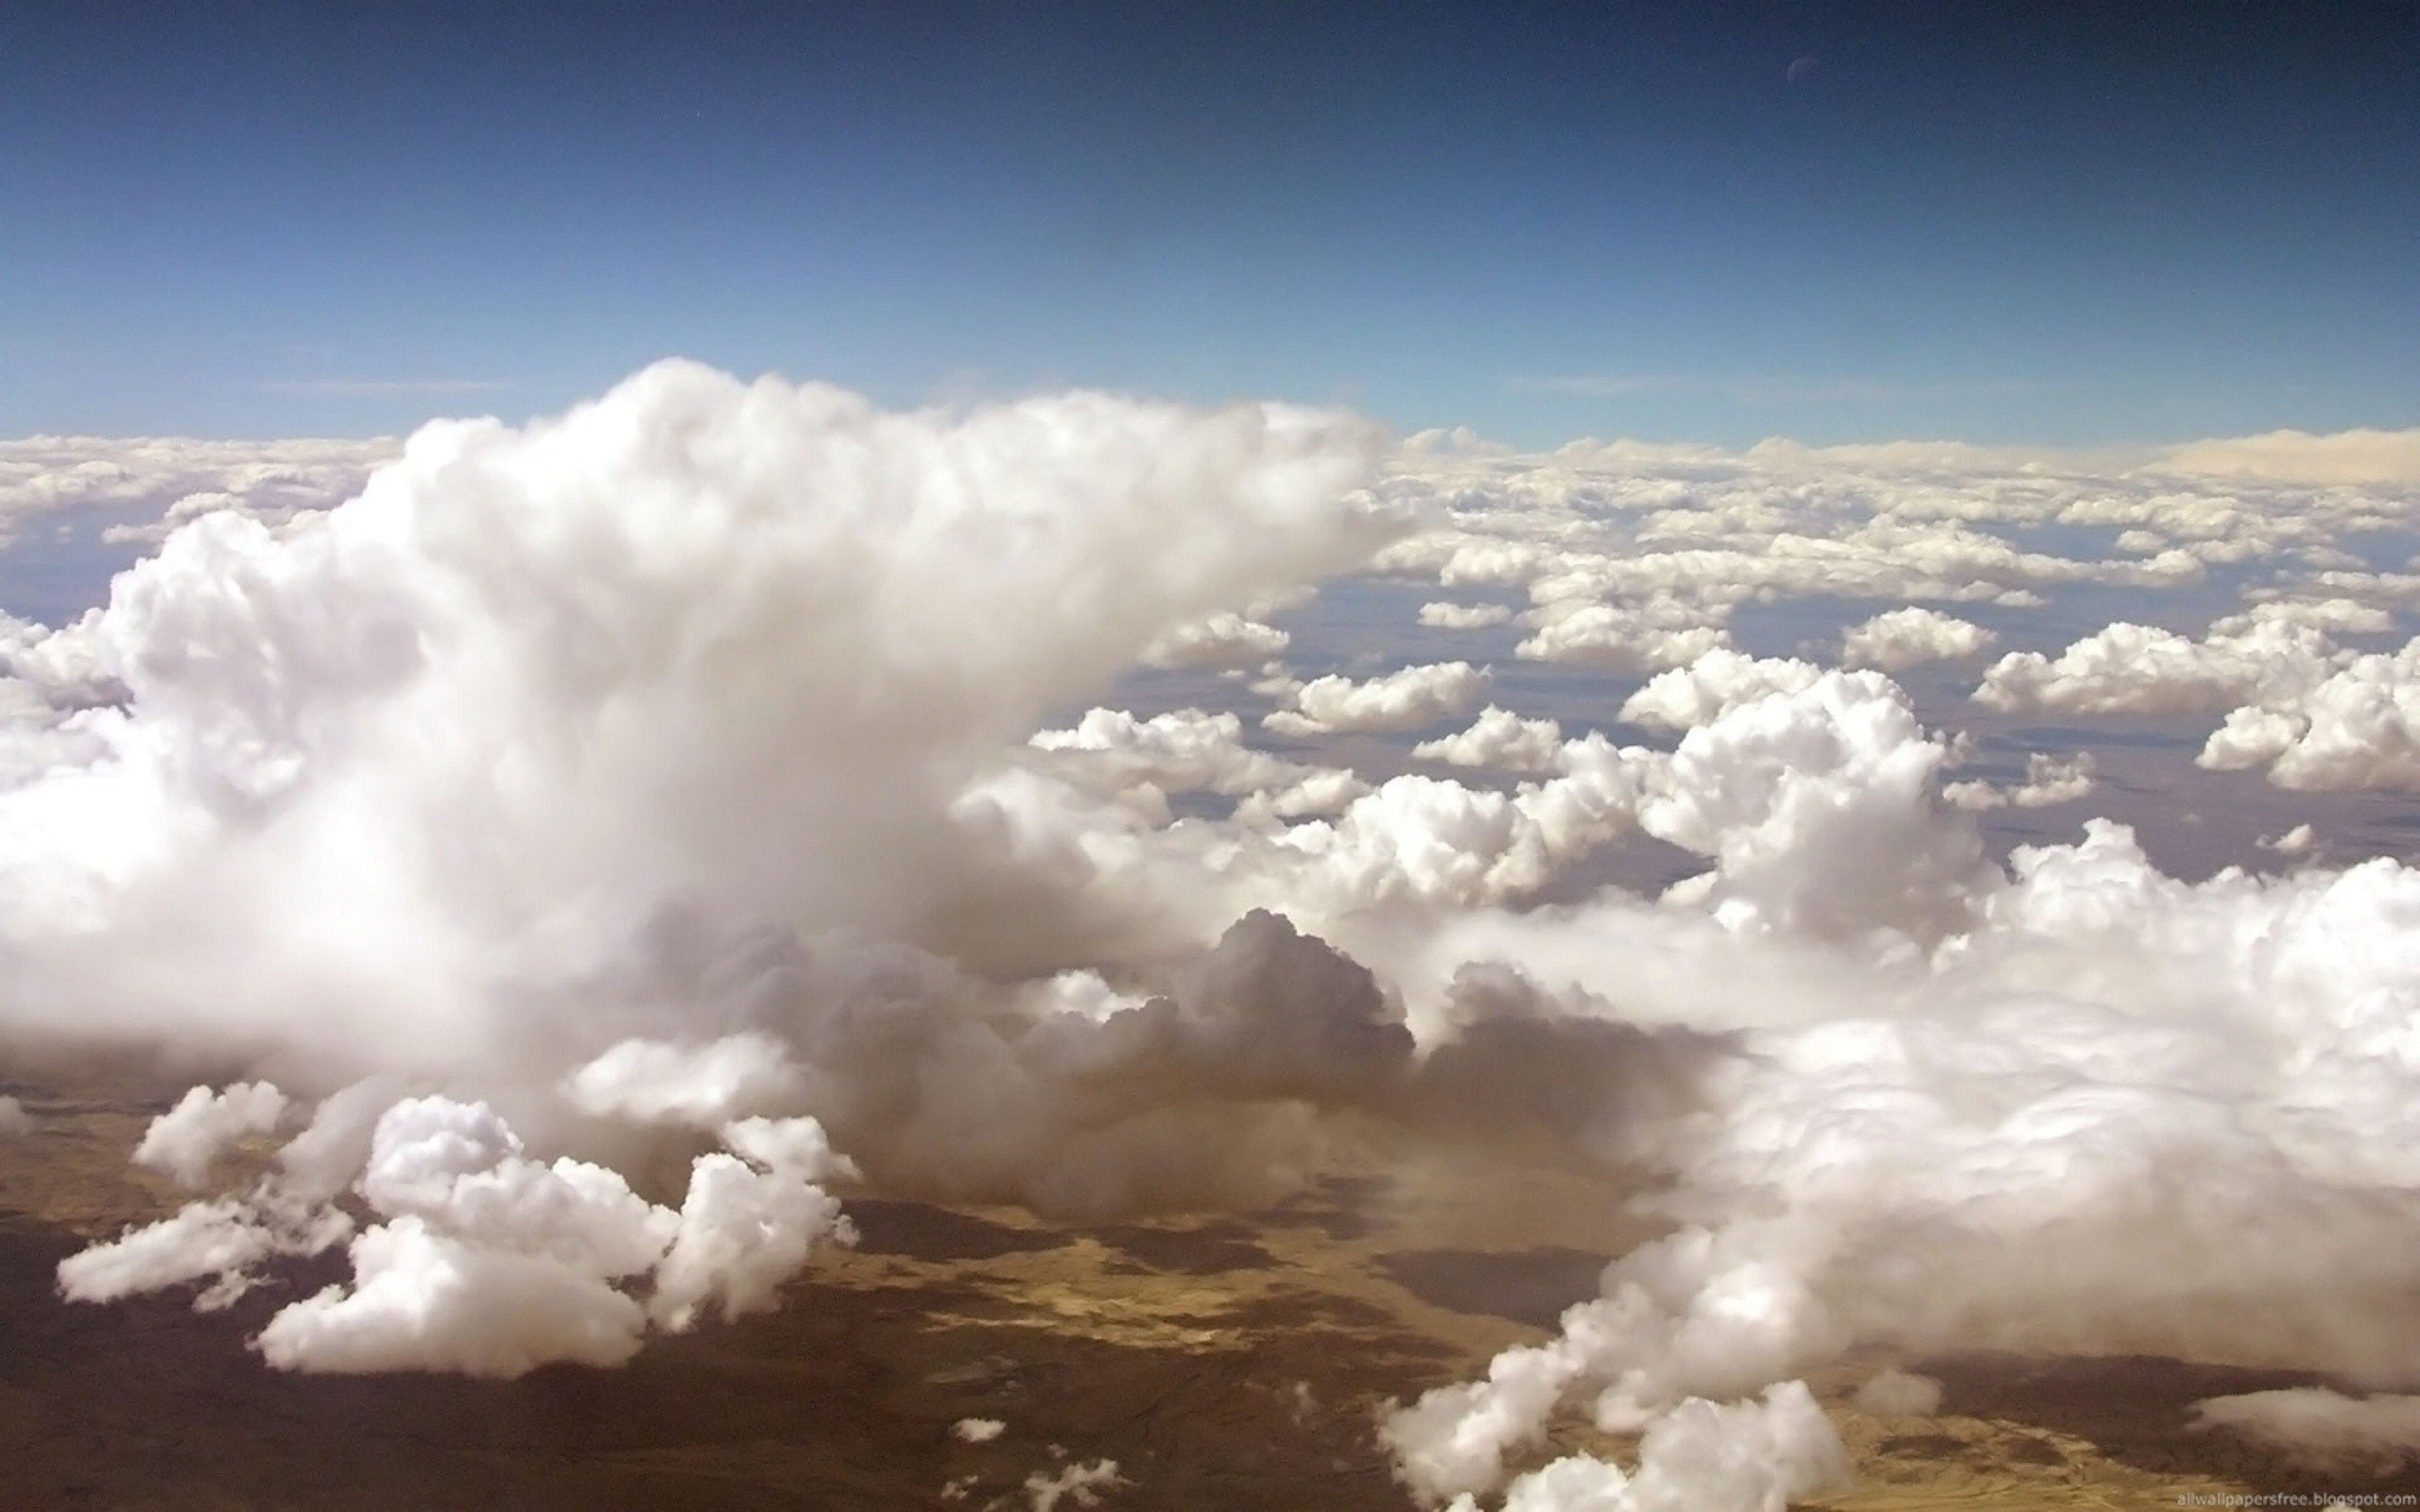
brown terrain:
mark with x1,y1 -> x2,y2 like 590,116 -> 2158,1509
2,1078 -> 2416,1510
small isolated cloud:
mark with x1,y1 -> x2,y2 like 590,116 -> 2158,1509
2192,1389 -> 2420,1471
1853,1368 -> 1943,1418
1841,607 -> 1997,671
133,1082 -> 290,1190
1263,661 -> 1488,735
1025,1458 -> 1123,1511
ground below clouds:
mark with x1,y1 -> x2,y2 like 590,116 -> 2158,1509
4,1085 -> 2417,1511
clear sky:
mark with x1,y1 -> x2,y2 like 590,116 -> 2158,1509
4,0 -> 2415,447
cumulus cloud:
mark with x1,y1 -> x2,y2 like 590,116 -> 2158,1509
1026,1458 -> 1124,1511
1420,601 -> 1515,629
2191,1389 -> 2420,1471
1263,662 -> 1489,736
132,1081 -> 290,1188
1414,708 -> 1566,774
0,435 -> 396,550
2199,640 -> 2420,790
1139,610 -> 1290,670
1619,652 -> 1822,732
73,1091 -> 856,1377
1840,607 -> 1996,671
563,1033 -> 808,1129
1942,750 -> 2095,810
0,362 -> 1391,1079
1852,1368 -> 1943,1418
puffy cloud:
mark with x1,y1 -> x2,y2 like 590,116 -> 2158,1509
2191,1389 -> 2420,1471
1410,1382 -> 1848,1512
1942,750 -> 2095,810
1851,1368 -> 1942,1418
1029,707 -> 1345,810
1973,615 -> 2343,716
256,1215 -> 654,1376
71,1092 -> 857,1378
58,1191 -> 351,1311
2262,822 -> 2316,856
2199,639 -> 2420,790
1619,652 -> 1822,732
1264,662 -> 1489,735
1839,607 -> 1996,671
1025,1458 -> 1124,1511
1384,812 -> 2420,1500
1415,708 -> 1566,774
563,1033 -> 808,1129
1420,601 -> 1515,629
0,363 -> 1390,1081
1139,610 -> 1290,669
954,1418 -> 1008,1444
131,1081 -> 290,1188
0,435 -> 395,550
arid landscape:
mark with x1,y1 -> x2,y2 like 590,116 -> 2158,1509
7,1077 -> 2415,1510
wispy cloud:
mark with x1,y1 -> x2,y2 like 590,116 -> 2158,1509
1502,373 -> 2048,404
261,379 -> 513,397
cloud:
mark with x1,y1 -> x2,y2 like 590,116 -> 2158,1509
2191,1389 -> 2420,1471
131,1081 -> 290,1189
1414,708 -> 1566,775
1839,607 -> 1996,671
1851,1369 -> 1942,1418
0,435 -> 396,552
1942,750 -> 2095,811
1419,600 -> 1515,629
1263,662 -> 1489,735
23,370 -> 2420,1507
1025,1458 -> 1124,1511
1139,610 -> 1291,669
2158,426 -> 2420,487
562,1033 -> 809,1129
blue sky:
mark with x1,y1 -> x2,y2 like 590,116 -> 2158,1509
3,1 -> 2415,447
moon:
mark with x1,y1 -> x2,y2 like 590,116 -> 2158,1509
1787,54 -> 1822,83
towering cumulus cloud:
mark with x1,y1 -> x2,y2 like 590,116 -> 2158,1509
5,362 -> 1392,1373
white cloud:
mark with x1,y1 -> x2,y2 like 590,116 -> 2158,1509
1852,1368 -> 1943,1418
1943,750 -> 2095,810
1620,652 -> 1822,731
1026,1458 -> 1123,1511
133,1082 -> 289,1189
2192,1389 -> 2420,1471
2158,427 -> 2420,487
563,1034 -> 808,1129
0,435 -> 397,553
1264,662 -> 1489,736
1414,707 -> 1566,775
1840,607 -> 1996,671
1139,610 -> 1290,669
1419,600 -> 1514,629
